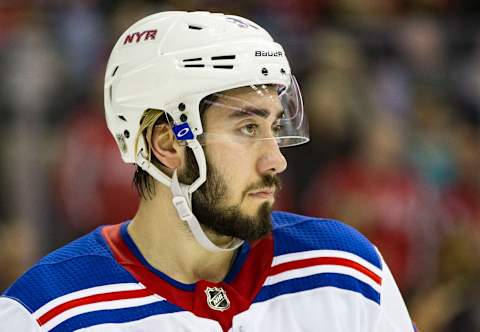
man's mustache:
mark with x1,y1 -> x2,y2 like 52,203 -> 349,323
242,175 -> 282,198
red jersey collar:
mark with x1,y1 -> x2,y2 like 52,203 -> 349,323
101,222 -> 273,331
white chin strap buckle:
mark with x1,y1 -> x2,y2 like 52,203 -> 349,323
170,170 -> 244,252
172,196 -> 193,220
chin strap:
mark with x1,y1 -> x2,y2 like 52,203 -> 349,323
137,137 -> 243,252
170,169 -> 244,252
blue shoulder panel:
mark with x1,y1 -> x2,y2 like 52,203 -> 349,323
3,227 -> 136,313
271,211 -> 382,269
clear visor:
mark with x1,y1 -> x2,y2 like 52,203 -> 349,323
196,75 -> 309,148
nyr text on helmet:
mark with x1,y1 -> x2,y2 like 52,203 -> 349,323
124,29 -> 158,44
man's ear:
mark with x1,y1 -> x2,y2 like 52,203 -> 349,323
150,123 -> 183,170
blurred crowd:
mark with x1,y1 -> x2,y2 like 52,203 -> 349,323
1,1 -> 480,331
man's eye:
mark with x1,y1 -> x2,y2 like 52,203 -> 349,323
272,123 -> 283,136
239,123 -> 258,136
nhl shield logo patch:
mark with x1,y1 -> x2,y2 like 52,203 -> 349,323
204,286 -> 230,311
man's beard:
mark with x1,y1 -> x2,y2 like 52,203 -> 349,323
178,148 -> 281,242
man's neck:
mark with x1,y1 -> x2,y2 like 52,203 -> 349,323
127,185 -> 237,284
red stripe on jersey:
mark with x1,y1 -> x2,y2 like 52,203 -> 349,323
37,288 -> 152,326
269,257 -> 382,285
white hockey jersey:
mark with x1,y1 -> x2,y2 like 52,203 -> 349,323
0,211 -> 415,331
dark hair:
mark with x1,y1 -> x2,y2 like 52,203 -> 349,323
133,94 -> 218,199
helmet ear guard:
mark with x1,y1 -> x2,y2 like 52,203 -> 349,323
104,11 -> 309,252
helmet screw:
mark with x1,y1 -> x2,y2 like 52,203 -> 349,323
280,68 -> 286,75
178,103 -> 186,111
261,68 -> 268,76
124,130 -> 130,138
180,114 -> 188,122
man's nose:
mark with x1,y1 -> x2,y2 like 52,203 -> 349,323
256,138 -> 288,175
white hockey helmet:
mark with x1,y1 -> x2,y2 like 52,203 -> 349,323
104,11 -> 309,252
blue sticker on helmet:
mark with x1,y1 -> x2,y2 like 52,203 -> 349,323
173,123 -> 194,140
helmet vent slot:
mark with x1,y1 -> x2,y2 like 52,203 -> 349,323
111,66 -> 119,77
188,25 -> 203,30
182,55 -> 235,69
211,55 -> 236,60
118,115 -> 127,122
183,57 -> 202,62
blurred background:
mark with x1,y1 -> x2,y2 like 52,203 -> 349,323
1,1 -> 480,331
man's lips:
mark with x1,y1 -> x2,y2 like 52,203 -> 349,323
248,188 -> 275,198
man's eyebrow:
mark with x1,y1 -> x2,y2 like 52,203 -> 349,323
228,106 -> 284,120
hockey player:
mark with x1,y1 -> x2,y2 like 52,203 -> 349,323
0,12 -> 415,331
